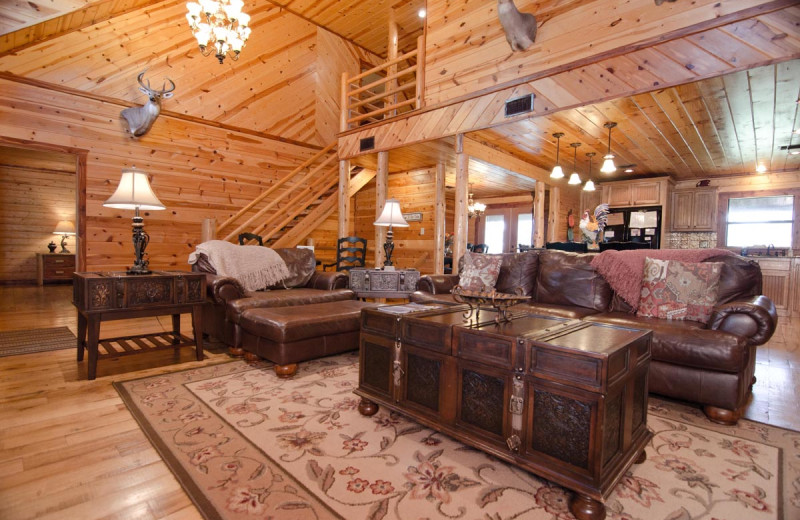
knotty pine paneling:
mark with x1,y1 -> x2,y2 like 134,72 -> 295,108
0,164 -> 76,283
423,0 -> 786,107
0,77 -> 320,272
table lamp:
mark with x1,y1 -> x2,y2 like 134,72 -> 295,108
373,199 -> 409,270
103,168 -> 165,275
53,220 -> 76,254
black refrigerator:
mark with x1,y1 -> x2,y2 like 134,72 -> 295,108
602,206 -> 662,249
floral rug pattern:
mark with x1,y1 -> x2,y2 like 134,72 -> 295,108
115,353 -> 800,520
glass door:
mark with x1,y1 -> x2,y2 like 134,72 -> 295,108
480,207 -> 533,253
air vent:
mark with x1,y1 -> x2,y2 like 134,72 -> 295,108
779,144 -> 800,151
360,136 -> 375,151
505,94 -> 534,117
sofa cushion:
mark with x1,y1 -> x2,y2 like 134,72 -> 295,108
269,248 -> 315,289
535,251 -> 612,311
459,252 -> 502,291
227,288 -> 355,324
495,252 -> 539,296
638,258 -> 722,324
585,312 -> 747,373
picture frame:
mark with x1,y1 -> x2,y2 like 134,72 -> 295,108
403,212 -> 422,222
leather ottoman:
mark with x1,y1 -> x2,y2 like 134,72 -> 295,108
238,300 -> 381,377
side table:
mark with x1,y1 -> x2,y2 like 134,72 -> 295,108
72,271 -> 206,380
37,253 -> 76,285
348,268 -> 420,299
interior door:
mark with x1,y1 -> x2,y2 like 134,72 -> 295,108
481,207 -> 533,253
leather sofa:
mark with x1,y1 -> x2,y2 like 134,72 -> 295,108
192,247 -> 355,354
411,250 -> 778,425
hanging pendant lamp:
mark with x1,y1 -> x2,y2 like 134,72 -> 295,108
550,132 -> 565,179
600,122 -> 617,173
568,143 -> 582,185
583,152 -> 596,191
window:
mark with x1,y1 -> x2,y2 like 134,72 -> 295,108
484,214 -> 506,255
517,213 -> 532,247
726,195 -> 794,248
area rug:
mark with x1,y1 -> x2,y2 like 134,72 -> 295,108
115,353 -> 800,520
0,326 -> 75,357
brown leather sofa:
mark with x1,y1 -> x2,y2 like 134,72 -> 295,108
192,247 -> 355,353
411,250 -> 778,425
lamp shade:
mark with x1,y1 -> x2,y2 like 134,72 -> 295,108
103,169 -> 166,210
373,199 -> 409,227
53,220 -> 76,235
568,173 -> 581,185
583,179 -> 596,191
550,165 -> 564,179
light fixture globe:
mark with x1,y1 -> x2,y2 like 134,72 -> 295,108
600,122 -> 617,173
550,132 -> 565,179
568,142 -> 581,184
583,152 -> 596,191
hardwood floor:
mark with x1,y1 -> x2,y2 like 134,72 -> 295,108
0,284 -> 797,520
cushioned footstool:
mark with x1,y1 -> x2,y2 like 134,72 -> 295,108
238,300 -> 381,377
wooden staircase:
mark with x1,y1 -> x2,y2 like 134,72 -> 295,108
216,140 -> 375,248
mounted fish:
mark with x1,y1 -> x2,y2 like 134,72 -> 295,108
497,0 -> 538,52
120,71 -> 176,137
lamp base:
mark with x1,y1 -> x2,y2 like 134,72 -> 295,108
382,265 -> 396,271
126,264 -> 152,275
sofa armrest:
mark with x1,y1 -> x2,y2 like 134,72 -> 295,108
204,273 -> 246,304
707,295 -> 777,347
418,274 -> 460,294
306,271 -> 349,290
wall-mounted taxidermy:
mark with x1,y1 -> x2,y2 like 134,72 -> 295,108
498,0 -> 537,52
120,71 -> 175,137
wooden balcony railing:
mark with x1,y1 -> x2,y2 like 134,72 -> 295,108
340,35 -> 425,131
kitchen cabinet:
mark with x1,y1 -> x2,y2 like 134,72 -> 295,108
670,188 -> 717,231
602,180 -> 663,207
751,257 -> 793,317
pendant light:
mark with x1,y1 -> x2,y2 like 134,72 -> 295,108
583,152 -> 596,191
550,132 -> 565,179
568,143 -> 582,185
600,122 -> 617,173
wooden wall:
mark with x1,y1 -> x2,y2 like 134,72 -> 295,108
0,147 -> 76,283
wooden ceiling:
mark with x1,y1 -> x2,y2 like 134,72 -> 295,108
471,61 -> 800,184
0,0 -> 425,57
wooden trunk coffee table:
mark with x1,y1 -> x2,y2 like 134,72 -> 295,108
356,304 -> 652,520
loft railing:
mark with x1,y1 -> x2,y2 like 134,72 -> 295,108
216,141 -> 339,245
340,35 -> 425,131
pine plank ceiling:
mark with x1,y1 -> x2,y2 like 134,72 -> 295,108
1,0 -> 798,193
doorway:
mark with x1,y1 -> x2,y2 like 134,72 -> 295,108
480,206 -> 534,254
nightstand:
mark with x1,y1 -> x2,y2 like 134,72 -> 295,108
37,253 -> 76,285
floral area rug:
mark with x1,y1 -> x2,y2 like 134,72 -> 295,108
115,353 -> 800,520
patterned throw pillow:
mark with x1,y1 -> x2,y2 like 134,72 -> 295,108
458,252 -> 503,292
637,258 -> 723,324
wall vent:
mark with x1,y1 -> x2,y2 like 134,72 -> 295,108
505,94 -> 534,117
360,136 -> 375,151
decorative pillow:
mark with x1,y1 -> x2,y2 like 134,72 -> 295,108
637,258 -> 723,323
458,252 -> 503,291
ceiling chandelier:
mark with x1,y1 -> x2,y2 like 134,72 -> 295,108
186,0 -> 251,64
468,186 -> 486,217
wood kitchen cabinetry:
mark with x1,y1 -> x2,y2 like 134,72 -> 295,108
602,179 -> 669,207
751,257 -> 796,317
670,188 -> 717,231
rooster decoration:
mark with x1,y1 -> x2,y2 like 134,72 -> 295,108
579,203 -> 610,249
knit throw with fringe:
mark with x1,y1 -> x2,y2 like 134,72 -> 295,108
189,240 -> 291,292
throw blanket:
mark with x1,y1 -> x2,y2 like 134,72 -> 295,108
188,240 -> 291,292
591,248 -> 736,311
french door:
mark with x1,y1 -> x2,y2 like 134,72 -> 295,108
480,207 -> 533,254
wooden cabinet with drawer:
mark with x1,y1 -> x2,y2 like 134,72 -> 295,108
670,187 -> 717,231
751,257 -> 794,317
37,253 -> 75,285
602,179 -> 666,207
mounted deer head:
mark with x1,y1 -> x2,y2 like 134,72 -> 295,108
497,0 -> 537,52
120,71 -> 176,137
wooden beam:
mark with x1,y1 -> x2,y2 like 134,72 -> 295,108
453,135 -> 468,273
375,151 -> 389,266
434,161 -> 446,275
463,138 -> 551,184
534,182 -> 545,248
548,186 -> 560,243
338,160 -> 350,238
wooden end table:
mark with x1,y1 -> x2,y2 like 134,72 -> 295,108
72,271 -> 206,380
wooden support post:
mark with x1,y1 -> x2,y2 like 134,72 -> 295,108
548,186 -> 560,243
434,161 -> 446,275
340,72 -> 349,133
387,12 -> 399,117
534,183 -> 545,248
339,160 -> 350,238
454,135 -> 468,274
201,218 -> 216,243
375,151 -> 389,267
416,34 -> 425,110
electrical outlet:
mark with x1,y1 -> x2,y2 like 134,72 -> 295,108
420,227 -> 425,235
